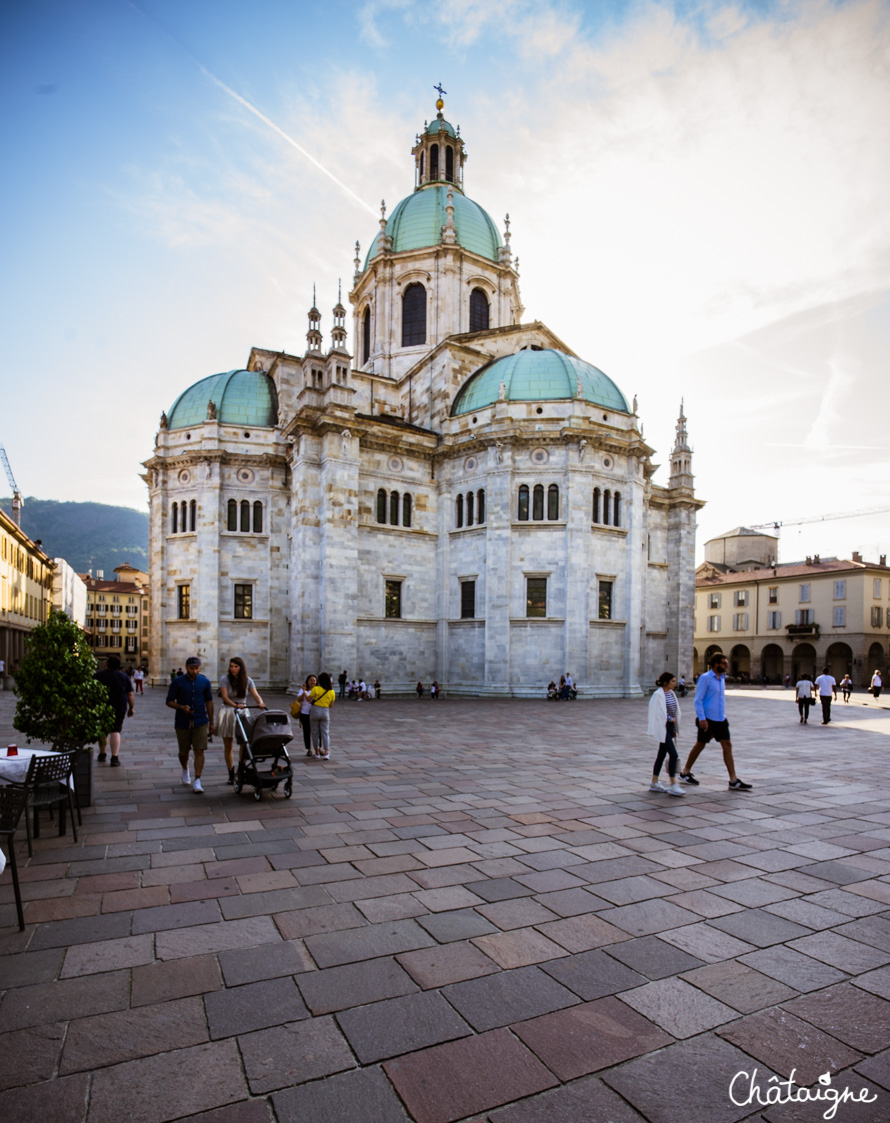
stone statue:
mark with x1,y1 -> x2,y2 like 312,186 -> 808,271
340,429 -> 351,457
493,440 -> 504,464
159,411 -> 168,430
498,380 -> 506,400
207,400 -> 217,420
632,394 -> 638,415
578,438 -> 588,462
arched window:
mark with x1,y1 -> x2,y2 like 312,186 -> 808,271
402,493 -> 412,528
548,485 -> 559,521
189,499 -> 196,532
253,501 -> 263,533
466,491 -> 474,526
593,488 -> 601,523
171,502 -> 178,534
362,306 -> 371,364
390,490 -> 400,526
469,287 -> 490,333
603,490 -> 612,527
240,500 -> 250,532
445,145 -> 454,182
376,489 -> 387,524
402,283 -> 426,346
180,502 -> 187,532
456,493 -> 464,528
476,489 -> 485,524
227,499 -> 237,531
430,143 -> 439,180
518,485 -> 529,521
533,484 -> 544,521
419,151 -> 424,180
613,492 -> 621,528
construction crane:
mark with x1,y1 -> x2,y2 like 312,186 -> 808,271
750,505 -> 890,535
0,444 -> 23,526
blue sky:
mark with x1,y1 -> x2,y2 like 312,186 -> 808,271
2,0 -> 888,563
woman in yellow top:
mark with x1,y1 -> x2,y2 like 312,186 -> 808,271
308,671 -> 336,759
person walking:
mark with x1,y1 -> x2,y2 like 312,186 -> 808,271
308,672 -> 336,759
374,679 -> 382,700
680,652 -> 752,790
647,672 -> 684,795
291,674 -> 317,757
166,657 -> 215,793
795,674 -> 814,723
133,666 -> 144,695
217,657 -> 267,784
416,680 -> 424,699
815,666 -> 837,725
338,670 -> 347,700
840,673 -> 853,702
95,655 -> 134,766
871,669 -> 883,699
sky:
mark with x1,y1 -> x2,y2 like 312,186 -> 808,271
1,0 -> 889,564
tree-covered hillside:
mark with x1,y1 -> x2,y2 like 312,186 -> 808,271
0,497 -> 149,576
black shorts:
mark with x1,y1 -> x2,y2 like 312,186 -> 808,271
110,707 -> 127,734
696,718 -> 730,744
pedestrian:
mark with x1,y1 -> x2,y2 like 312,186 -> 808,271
133,666 -> 144,695
95,654 -> 134,767
784,674 -> 791,689
217,657 -> 267,784
840,673 -> 853,702
374,679 -> 381,699
678,674 -> 687,698
290,674 -> 317,757
431,680 -> 439,700
166,657 -> 215,793
815,666 -> 837,725
416,680 -> 424,699
680,651 -> 752,790
648,672 -> 684,796
169,668 -> 177,684
871,669 -> 882,699
309,671 -> 335,759
795,674 -> 814,723
338,670 -> 347,700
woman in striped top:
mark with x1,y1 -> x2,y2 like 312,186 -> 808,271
647,672 -> 684,796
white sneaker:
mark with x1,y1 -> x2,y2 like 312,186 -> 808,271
193,778 -> 204,794
667,783 -> 685,796
181,767 -> 191,785
649,781 -> 667,792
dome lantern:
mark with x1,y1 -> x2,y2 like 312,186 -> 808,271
412,87 -> 466,192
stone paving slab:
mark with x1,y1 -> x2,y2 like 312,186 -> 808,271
3,687 -> 890,1121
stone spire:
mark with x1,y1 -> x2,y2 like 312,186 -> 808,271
353,241 -> 362,284
498,213 -> 513,265
330,280 -> 348,352
306,285 -> 322,353
442,185 -> 457,244
669,399 -> 694,488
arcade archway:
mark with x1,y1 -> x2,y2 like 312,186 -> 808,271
793,643 -> 817,682
730,645 -> 751,679
761,643 -> 784,683
826,642 -> 853,681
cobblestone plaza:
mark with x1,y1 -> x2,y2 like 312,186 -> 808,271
2,687 -> 890,1122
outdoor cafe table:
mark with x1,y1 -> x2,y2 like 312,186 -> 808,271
0,747 -> 76,846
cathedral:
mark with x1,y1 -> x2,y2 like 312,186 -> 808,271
143,96 -> 702,695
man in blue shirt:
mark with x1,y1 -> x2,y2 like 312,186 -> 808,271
166,656 -> 215,794
680,652 -> 752,790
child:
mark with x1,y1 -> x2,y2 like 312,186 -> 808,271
647,673 -> 684,795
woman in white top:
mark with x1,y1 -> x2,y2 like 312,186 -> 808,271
218,657 -> 266,784
871,670 -> 883,699
290,674 -> 317,757
795,675 -> 815,723
647,672 -> 684,795
841,674 -> 853,702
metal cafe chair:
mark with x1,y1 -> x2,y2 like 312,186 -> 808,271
0,785 -> 29,931
12,750 -> 79,857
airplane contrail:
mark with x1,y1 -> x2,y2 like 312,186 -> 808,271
128,1 -> 376,217
198,67 -> 377,217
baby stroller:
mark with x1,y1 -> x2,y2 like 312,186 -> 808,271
233,707 -> 294,801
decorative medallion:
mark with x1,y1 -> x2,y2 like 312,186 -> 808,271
464,456 -> 478,472
388,456 -> 403,473
178,470 -> 190,484
602,456 -> 614,470
237,468 -> 254,484
530,448 -> 549,465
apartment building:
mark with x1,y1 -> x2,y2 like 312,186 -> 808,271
82,563 -> 151,670
0,506 -> 53,682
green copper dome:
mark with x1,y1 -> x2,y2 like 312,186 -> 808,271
452,350 -> 630,416
167,370 -> 278,430
365,185 -> 501,268
426,116 -> 456,137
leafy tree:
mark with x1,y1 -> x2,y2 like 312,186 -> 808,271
13,610 -> 114,752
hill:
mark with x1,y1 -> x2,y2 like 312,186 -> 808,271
0,497 -> 149,576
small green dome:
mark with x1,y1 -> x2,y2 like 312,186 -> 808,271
167,370 -> 278,430
365,185 -> 501,268
426,116 -> 456,137
452,350 -> 629,416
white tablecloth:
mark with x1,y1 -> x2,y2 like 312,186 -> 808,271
0,747 -> 65,786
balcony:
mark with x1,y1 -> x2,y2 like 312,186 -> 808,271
786,623 -> 819,637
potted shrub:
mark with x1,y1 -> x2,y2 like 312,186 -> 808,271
13,610 -> 114,807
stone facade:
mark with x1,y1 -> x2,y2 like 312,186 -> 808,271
143,103 -> 702,695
